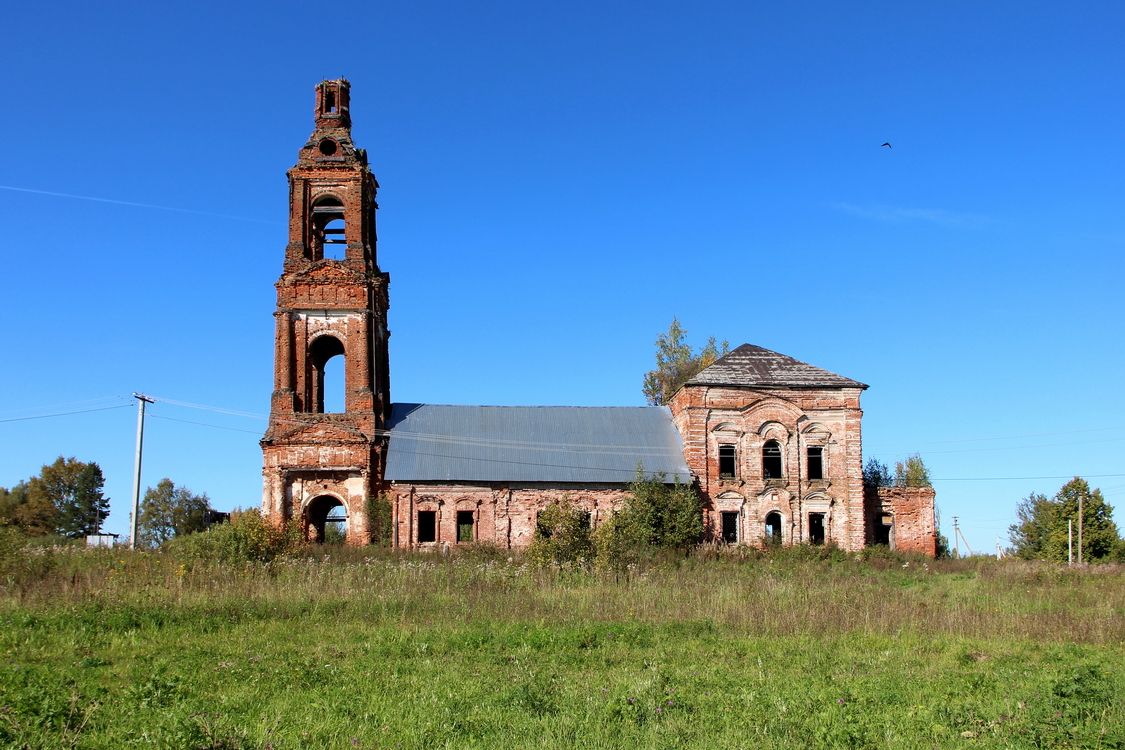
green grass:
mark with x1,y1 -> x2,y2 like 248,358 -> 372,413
1,544 -> 1122,748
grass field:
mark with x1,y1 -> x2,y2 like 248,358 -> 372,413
1,542 -> 1122,749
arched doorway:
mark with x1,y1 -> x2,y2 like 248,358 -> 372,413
306,495 -> 347,543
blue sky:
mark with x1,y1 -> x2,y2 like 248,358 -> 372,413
1,1 -> 1122,554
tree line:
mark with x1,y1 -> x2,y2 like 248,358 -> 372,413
1,456 -> 217,547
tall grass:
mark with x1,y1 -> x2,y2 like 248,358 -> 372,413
3,538 -> 1122,644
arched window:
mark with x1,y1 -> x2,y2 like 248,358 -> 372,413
764,512 -> 782,544
762,440 -> 783,480
308,335 -> 346,413
306,495 -> 346,543
311,197 -> 346,260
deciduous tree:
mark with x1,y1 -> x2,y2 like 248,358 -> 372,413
28,457 -> 109,538
138,478 -> 210,547
1009,478 -> 1123,562
863,458 -> 893,488
894,454 -> 932,488
642,319 -> 729,405
0,481 -> 59,536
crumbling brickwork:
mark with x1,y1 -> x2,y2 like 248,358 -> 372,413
385,484 -> 631,549
864,486 -> 938,557
668,383 -> 867,550
261,80 -> 389,544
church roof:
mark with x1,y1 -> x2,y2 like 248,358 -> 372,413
685,344 -> 868,390
384,404 -> 692,484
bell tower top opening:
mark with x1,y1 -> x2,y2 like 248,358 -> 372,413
315,79 -> 351,130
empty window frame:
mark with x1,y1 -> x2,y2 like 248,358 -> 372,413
311,197 -> 346,260
720,511 -> 739,543
764,512 -> 783,544
808,513 -> 826,545
807,446 -> 824,480
456,510 -> 475,543
417,510 -> 436,543
718,444 -> 737,479
762,440 -> 783,480
874,513 -> 893,547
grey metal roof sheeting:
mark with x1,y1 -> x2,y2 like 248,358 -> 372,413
686,344 -> 868,390
385,404 -> 692,484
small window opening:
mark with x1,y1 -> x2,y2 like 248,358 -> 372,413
318,138 -> 338,156
808,513 -> 826,545
763,440 -> 783,480
325,90 -> 337,114
764,512 -> 782,544
456,510 -> 474,543
807,446 -> 824,480
874,513 -> 893,547
417,511 -> 436,543
718,444 -> 737,479
721,511 -> 739,543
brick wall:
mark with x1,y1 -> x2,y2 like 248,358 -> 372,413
864,485 -> 937,557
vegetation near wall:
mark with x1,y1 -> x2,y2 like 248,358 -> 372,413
2,528 -> 1121,748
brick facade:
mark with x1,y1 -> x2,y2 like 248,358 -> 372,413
261,82 -> 938,557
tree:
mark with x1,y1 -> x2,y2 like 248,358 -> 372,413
528,497 -> 594,566
642,319 -> 729,406
894,453 -> 932,488
28,457 -> 109,538
137,478 -> 210,547
1008,477 -> 1123,562
0,481 -> 59,536
596,471 -> 703,567
863,458 -> 893,488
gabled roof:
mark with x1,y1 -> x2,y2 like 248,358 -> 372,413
685,344 -> 868,390
384,404 -> 692,484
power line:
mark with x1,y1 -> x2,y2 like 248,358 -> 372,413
0,404 -> 130,423
0,184 -> 278,225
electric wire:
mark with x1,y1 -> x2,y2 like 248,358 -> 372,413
0,404 -> 131,423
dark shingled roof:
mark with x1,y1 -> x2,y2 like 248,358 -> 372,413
685,344 -> 868,390
385,404 -> 692,484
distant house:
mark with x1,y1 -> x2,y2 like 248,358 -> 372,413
260,80 -> 937,557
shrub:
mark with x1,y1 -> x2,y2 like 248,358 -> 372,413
164,509 -> 304,564
595,473 -> 703,571
366,492 -> 393,547
527,499 -> 593,568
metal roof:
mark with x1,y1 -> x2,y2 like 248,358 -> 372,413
384,403 -> 692,484
686,344 -> 868,390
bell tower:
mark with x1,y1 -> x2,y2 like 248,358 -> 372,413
261,79 -> 390,543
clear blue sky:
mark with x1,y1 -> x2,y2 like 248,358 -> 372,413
2,1 -> 1122,554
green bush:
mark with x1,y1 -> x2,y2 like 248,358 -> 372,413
366,492 -> 394,547
527,498 -> 594,568
595,473 -> 703,571
164,509 -> 304,564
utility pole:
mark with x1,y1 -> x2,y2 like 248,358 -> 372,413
1068,519 -> 1073,566
1077,492 -> 1084,565
952,516 -> 960,558
129,393 -> 154,549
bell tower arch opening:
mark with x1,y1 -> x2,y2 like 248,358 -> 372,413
308,334 -> 346,414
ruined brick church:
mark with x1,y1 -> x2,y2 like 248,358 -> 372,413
261,81 -> 938,556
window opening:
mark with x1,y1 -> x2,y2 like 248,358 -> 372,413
306,495 -> 346,544
874,513 -> 893,546
417,511 -> 436,543
808,513 -> 826,545
307,335 -> 346,414
318,138 -> 338,156
718,444 -> 736,479
721,511 -> 739,543
807,446 -> 824,480
456,510 -> 474,543
764,512 -> 782,544
325,90 -> 337,114
763,440 -> 783,480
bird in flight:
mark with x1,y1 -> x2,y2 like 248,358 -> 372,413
881,142 -> 893,149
